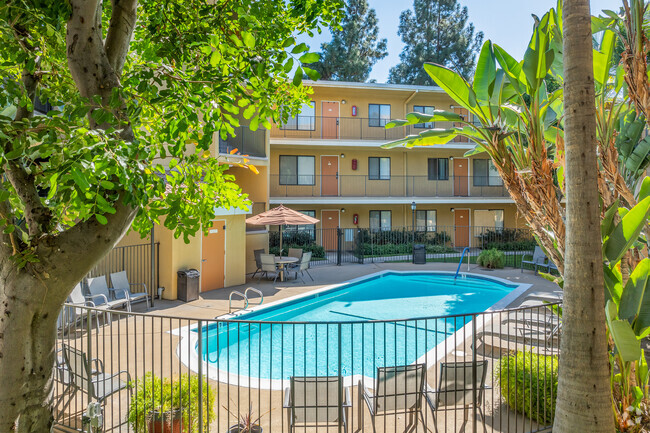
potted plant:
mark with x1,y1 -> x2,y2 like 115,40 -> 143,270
225,404 -> 265,433
128,372 -> 215,433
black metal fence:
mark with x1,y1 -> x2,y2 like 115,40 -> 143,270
86,242 -> 160,301
271,226 -> 536,268
53,302 -> 561,433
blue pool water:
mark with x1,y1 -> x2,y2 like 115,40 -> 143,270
193,272 -> 517,382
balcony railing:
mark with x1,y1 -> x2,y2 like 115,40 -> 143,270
218,126 -> 266,158
271,116 -> 474,142
270,174 -> 509,198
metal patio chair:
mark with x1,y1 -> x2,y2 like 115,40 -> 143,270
521,246 -> 550,273
252,248 -> 265,279
284,376 -> 351,433
359,364 -> 427,433
289,251 -> 314,283
86,276 -> 132,312
109,271 -> 150,308
258,254 -> 279,283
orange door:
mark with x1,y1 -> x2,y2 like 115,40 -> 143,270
321,156 -> 339,196
201,220 -> 225,292
322,101 -> 339,139
454,210 -> 470,248
453,107 -> 468,142
321,210 -> 339,251
453,159 -> 469,196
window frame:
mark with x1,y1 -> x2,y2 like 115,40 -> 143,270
413,105 -> 435,129
415,210 -> 437,232
472,159 -> 503,186
278,155 -> 315,185
284,210 -> 316,240
427,158 -> 449,180
368,157 -> 391,180
368,104 -> 391,127
369,210 -> 392,231
280,101 -> 316,131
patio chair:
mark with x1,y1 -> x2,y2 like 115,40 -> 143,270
521,246 -> 549,273
87,276 -> 132,312
288,248 -> 303,260
359,364 -> 427,433
66,282 -> 102,332
289,251 -> 314,283
251,248 -> 265,279
258,254 -> 279,283
284,376 -> 351,433
476,321 -> 561,350
425,361 -> 489,433
109,271 -> 150,309
58,343 -> 131,416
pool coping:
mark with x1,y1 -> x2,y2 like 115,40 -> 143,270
171,270 -> 533,390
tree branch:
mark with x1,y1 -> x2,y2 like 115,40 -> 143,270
3,162 -> 51,238
105,0 -> 138,77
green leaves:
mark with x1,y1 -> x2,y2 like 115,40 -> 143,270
606,301 -> 642,362
619,258 -> 650,321
473,41 -> 497,102
423,63 -> 477,110
602,196 -> 650,264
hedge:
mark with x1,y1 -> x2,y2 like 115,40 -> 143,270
497,351 -> 559,425
269,243 -> 325,258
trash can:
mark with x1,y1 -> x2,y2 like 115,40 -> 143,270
412,244 -> 426,264
177,269 -> 200,302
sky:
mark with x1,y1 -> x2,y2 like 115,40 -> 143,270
300,0 -> 622,83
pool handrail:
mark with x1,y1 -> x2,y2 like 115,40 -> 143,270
228,290 -> 248,313
244,287 -> 264,307
454,247 -> 471,281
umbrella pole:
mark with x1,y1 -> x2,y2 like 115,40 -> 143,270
279,225 -> 283,257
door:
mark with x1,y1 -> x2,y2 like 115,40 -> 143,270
453,158 -> 469,196
321,210 -> 339,251
454,210 -> 470,248
321,156 -> 339,196
201,220 -> 225,292
322,101 -> 339,139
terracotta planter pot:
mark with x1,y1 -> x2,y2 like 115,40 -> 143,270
147,410 -> 184,433
227,424 -> 262,433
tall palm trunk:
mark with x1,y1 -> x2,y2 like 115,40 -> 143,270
554,1 -> 614,432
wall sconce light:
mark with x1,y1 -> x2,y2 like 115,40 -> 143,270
450,208 -> 455,212
340,153 -> 345,158
341,99 -> 347,104
341,208 -> 346,213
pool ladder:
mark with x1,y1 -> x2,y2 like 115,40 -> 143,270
229,288 -> 264,313
454,247 -> 471,281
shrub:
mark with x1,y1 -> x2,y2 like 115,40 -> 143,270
497,352 -> 558,425
269,243 -> 325,258
477,248 -> 506,268
477,228 -> 536,250
485,240 -> 537,251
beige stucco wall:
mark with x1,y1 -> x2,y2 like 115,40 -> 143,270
245,231 -> 269,274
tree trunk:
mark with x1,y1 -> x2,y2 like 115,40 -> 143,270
554,0 -> 615,432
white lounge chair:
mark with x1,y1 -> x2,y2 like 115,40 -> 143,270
290,251 -> 314,283
359,364 -> 427,432
425,361 -> 489,433
109,271 -> 150,309
284,376 -> 351,433
86,276 -> 131,312
258,254 -> 279,283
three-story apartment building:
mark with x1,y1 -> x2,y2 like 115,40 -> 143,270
266,80 -> 524,251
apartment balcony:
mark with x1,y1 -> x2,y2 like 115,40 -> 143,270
270,116 -> 472,143
218,126 -> 266,158
270,174 -> 509,201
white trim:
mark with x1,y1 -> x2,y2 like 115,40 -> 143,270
171,270 -> 532,390
270,197 -> 514,205
453,207 -> 472,248
319,155 -> 340,196
270,138 -> 475,149
303,80 -> 445,93
213,206 -> 250,216
320,101 -> 340,139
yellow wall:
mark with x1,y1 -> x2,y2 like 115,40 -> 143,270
245,232 -> 269,274
221,214 -> 247,288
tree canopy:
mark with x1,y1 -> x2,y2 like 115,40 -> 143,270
310,0 -> 387,82
388,0 -> 483,84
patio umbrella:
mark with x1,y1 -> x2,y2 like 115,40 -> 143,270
245,205 -> 320,256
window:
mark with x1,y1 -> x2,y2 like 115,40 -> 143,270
369,210 -> 391,231
279,155 -> 315,185
428,158 -> 449,180
284,210 -> 316,240
368,104 -> 391,127
281,101 -> 315,130
416,210 -> 437,231
473,159 -> 503,186
413,105 -> 435,128
368,157 -> 390,180
474,210 -> 504,230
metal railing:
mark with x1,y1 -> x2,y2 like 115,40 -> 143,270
53,301 -> 561,433
270,174 -> 509,198
271,116 -> 475,142
270,225 -> 536,267
219,126 -> 266,158
86,242 -> 159,302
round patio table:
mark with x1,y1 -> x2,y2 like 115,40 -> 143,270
274,256 -> 298,282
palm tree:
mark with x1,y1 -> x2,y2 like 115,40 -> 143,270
554,0 -> 614,431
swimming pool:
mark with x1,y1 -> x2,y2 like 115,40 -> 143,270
176,271 -> 530,388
